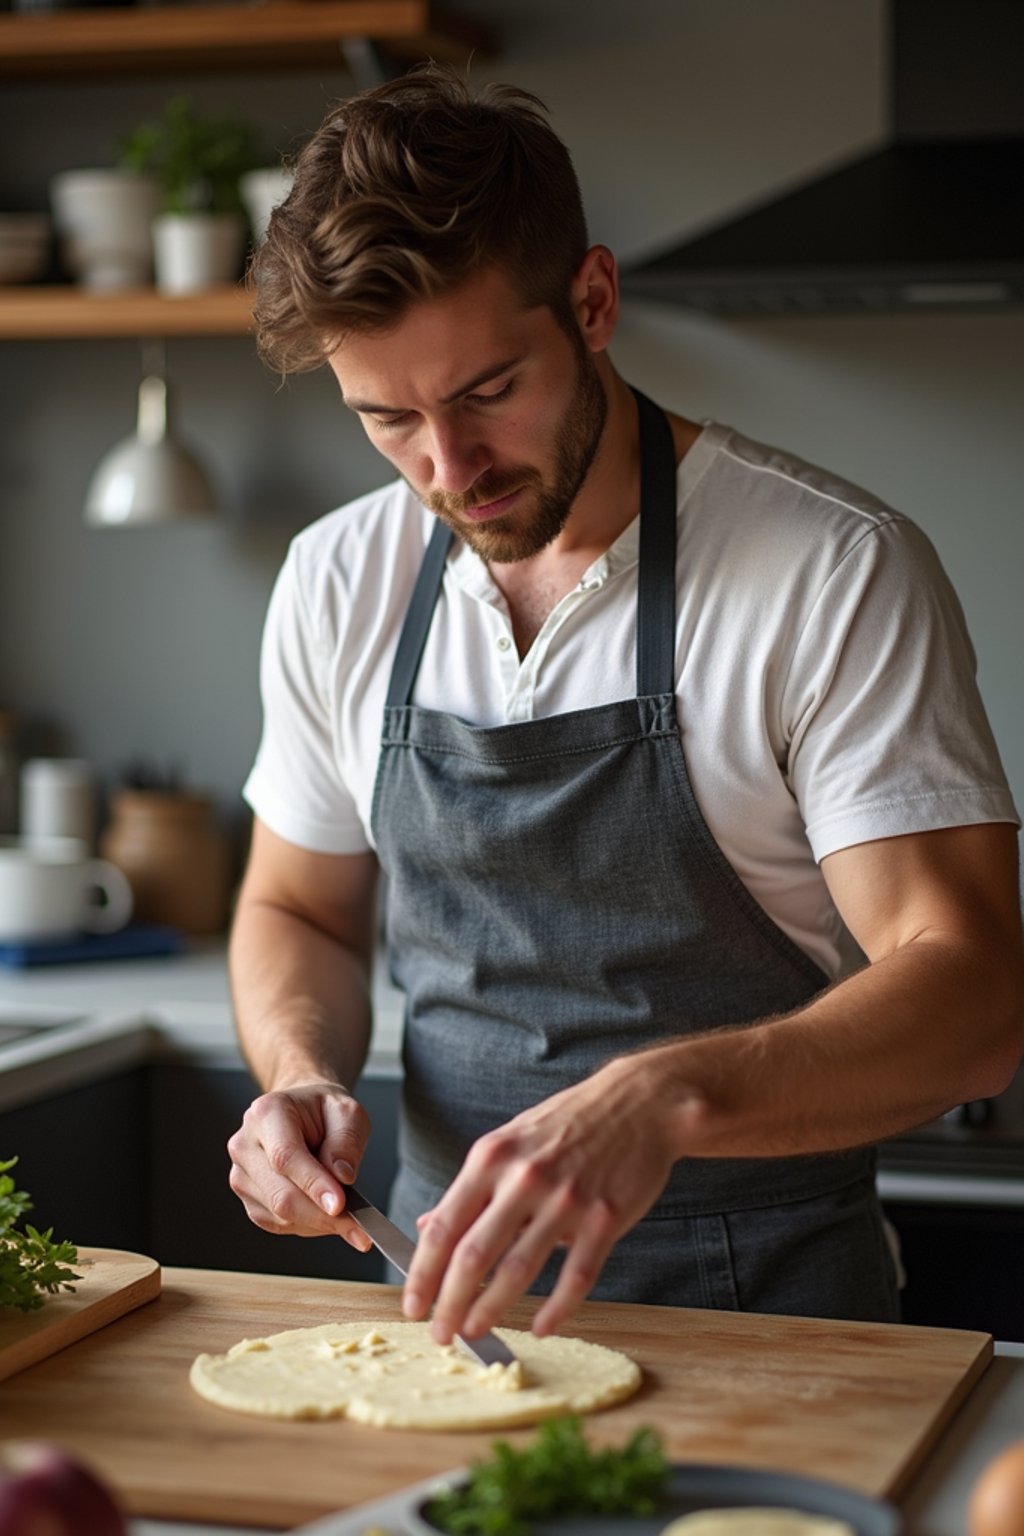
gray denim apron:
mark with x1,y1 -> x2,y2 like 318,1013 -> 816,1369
370,389 -> 899,1322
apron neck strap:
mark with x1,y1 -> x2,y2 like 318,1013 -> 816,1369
385,386 -> 678,709
385,517 -> 454,709
632,387 -> 679,698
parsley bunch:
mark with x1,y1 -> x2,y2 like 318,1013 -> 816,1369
424,1416 -> 670,1535
0,1157 -> 80,1312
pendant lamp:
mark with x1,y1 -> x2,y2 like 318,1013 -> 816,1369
84,348 -> 220,527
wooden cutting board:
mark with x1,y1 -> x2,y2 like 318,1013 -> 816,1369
0,1268 -> 990,1530
0,1246 -> 160,1383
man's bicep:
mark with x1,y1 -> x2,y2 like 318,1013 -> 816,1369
238,817 -> 379,962
820,822 -> 1022,965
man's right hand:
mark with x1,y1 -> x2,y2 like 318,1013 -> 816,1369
227,1082 -> 374,1249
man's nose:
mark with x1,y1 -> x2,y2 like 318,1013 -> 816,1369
424,423 -> 490,496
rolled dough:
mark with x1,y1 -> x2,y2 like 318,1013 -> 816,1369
189,1321 -> 641,1431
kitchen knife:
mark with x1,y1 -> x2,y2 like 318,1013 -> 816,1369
343,1184 -> 517,1369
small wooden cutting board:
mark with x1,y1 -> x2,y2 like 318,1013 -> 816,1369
0,1246 -> 160,1383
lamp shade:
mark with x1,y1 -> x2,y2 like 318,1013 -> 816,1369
84,374 -> 220,527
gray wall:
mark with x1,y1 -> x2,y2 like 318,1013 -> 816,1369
1,0 -> 1021,864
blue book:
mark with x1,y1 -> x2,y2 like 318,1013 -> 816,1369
0,924 -> 187,969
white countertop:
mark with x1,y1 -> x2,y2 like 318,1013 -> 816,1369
0,941 -> 236,1022
0,943 -> 405,1111
0,941 -> 406,1055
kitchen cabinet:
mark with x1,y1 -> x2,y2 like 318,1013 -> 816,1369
884,1200 -> 1024,1344
878,1079 -> 1024,1342
3,1066 -> 149,1252
0,0 -> 495,341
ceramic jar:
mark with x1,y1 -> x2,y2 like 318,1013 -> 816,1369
100,789 -> 231,934
49,169 -> 161,290
20,757 -> 96,846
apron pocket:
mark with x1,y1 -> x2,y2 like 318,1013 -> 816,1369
721,1176 -> 901,1322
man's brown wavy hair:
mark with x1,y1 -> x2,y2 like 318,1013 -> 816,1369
251,65 -> 589,375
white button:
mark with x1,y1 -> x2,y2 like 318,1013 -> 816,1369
497,635 -> 512,651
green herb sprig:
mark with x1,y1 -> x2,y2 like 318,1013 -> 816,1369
0,1157 -> 80,1312
424,1415 -> 670,1535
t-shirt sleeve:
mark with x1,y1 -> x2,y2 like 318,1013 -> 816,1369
784,517 -> 1019,863
242,540 -> 371,854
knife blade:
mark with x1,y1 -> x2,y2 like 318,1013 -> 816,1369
343,1184 -> 517,1370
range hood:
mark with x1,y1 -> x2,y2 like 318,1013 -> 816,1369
621,0 -> 1024,314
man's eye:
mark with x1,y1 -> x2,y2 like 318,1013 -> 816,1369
373,412 -> 411,432
466,379 -> 516,407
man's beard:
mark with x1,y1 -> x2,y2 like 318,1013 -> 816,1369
421,345 -> 608,564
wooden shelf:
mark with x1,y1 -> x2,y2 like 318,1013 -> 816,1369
0,1 -> 493,77
0,284 -> 253,339
0,1 -> 495,339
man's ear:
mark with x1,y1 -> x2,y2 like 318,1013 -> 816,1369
571,245 -> 619,353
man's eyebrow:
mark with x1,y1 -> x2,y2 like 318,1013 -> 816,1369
342,356 -> 524,416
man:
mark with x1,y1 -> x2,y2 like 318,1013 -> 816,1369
227,67 -> 1023,1344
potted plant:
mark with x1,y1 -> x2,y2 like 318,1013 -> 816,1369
119,97 -> 264,294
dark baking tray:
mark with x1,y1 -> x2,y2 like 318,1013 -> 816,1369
403,1462 -> 902,1535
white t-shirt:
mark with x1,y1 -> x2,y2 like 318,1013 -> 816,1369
243,420 -> 1018,979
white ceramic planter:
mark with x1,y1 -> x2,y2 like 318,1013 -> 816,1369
240,166 -> 294,245
152,211 -> 245,294
49,169 -> 161,290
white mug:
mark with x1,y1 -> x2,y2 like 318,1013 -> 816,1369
0,836 -> 133,944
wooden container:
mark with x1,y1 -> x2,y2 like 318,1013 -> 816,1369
101,788 -> 230,934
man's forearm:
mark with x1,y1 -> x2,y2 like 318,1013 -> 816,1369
619,932 -> 1024,1161
229,897 -> 373,1095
